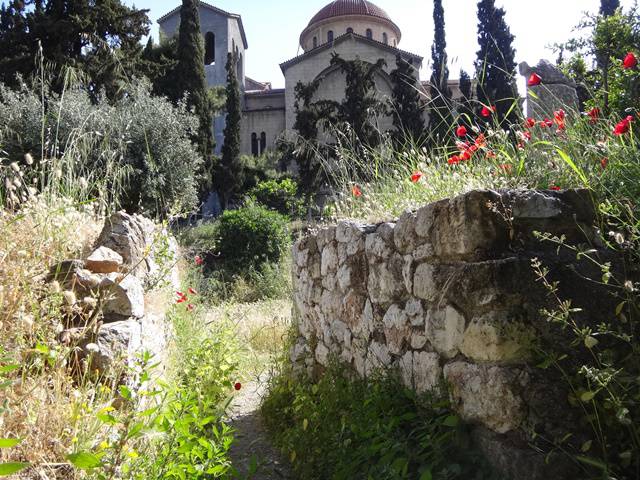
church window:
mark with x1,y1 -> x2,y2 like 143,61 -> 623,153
251,133 -> 259,156
347,27 -> 353,34
366,28 -> 372,39
313,36 -> 318,48
260,132 -> 267,153
383,32 -> 388,44
204,32 -> 215,64
328,30 -> 334,42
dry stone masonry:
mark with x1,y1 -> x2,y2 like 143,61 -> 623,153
48,211 -> 179,378
291,189 -> 604,480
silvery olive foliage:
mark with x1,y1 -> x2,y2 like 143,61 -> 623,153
0,78 -> 203,217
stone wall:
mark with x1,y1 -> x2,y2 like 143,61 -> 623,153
291,189 -> 608,480
49,211 -> 179,380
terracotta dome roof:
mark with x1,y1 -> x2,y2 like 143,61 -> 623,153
307,0 -> 393,27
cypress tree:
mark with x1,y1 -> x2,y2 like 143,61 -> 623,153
175,0 -> 214,192
429,0 -> 452,145
216,52 -> 243,209
474,0 -> 519,124
390,55 -> 425,143
600,0 -> 620,16
458,69 -> 474,128
329,53 -> 387,148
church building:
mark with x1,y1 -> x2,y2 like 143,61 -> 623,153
158,0 -> 462,156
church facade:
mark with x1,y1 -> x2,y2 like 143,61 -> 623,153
158,0 -> 462,156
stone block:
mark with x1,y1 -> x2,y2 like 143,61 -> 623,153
368,253 -> 406,304
86,246 -> 123,274
101,273 -> 145,318
444,362 -> 528,434
425,306 -> 466,359
461,311 -> 534,363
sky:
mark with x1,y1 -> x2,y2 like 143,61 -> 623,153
125,0 -> 636,90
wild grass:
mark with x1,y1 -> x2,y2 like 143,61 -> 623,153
321,100 -> 636,223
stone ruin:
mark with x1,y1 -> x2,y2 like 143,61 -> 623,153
47,211 -> 178,379
520,59 -> 579,118
291,188 -> 617,480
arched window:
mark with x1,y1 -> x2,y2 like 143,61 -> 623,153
366,28 -> 372,39
204,32 -> 215,64
347,27 -> 353,34
393,39 -> 397,47
313,36 -> 318,48
251,133 -> 259,156
260,132 -> 267,153
382,32 -> 388,44
327,30 -> 334,42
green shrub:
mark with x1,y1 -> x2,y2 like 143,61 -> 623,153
262,363 -> 499,480
215,204 -> 289,274
248,178 -> 303,217
0,78 -> 203,217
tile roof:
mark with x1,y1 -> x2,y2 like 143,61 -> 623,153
308,0 -> 392,26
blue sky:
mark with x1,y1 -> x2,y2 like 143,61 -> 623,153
126,0 -> 635,89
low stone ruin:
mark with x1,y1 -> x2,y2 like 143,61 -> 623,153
520,59 -> 579,118
291,188 -> 614,480
48,211 -> 178,379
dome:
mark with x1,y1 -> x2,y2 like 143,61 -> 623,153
308,0 -> 394,27
300,0 -> 402,52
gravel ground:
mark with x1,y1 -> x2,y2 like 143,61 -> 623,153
228,376 -> 292,480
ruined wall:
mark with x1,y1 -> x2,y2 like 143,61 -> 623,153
291,189 -> 605,480
50,211 -> 180,379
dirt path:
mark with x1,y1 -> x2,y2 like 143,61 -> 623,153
228,375 -> 292,479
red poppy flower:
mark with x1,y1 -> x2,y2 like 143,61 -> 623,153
411,171 -> 423,183
549,186 -> 561,191
176,291 -> 187,304
528,73 -> 542,86
352,185 -> 362,197
474,133 -> 486,147
481,106 -> 495,117
587,107 -> 600,124
195,255 -> 204,266
461,150 -> 472,161
623,52 -> 638,69
448,155 -> 461,165
601,157 -> 608,169
456,141 -> 470,151
540,118 -> 554,128
525,118 -> 536,128
456,125 -> 467,137
614,116 -> 633,135
554,109 -> 566,121
186,304 -> 194,312
234,382 -> 242,391
188,287 -> 198,295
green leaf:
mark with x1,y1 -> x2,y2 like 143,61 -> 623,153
584,336 -> 599,349
0,462 -> 30,476
0,365 -> 19,374
580,391 -> 597,402
556,148 -> 588,185
67,452 -> 102,470
419,469 -> 433,480
442,415 -> 459,427
0,439 -> 21,448
576,455 -> 608,470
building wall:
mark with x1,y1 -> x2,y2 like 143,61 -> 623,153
241,108 -> 286,156
301,16 -> 400,51
283,36 -> 422,132
159,7 -> 247,155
